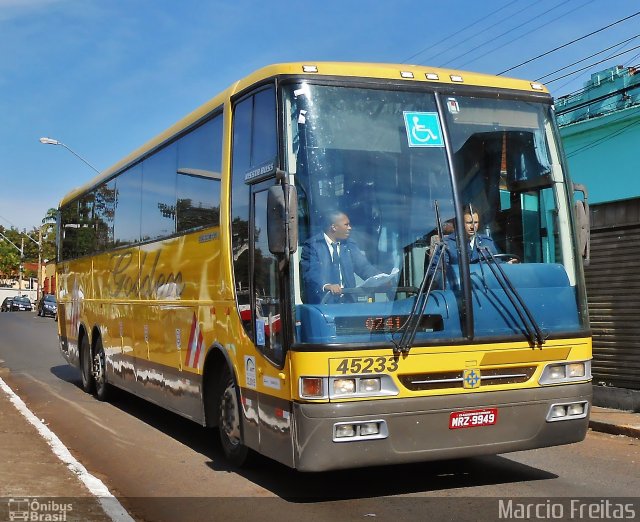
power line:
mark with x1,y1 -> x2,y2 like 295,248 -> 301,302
402,0 -> 519,64
624,52 -> 640,67
0,214 -> 20,231
551,37 -> 640,95
440,0 -> 572,68
556,83 -> 640,116
457,0 -> 583,70
544,44 -> 640,83
498,10 -> 640,75
536,34 -> 640,81
566,116 -> 640,158
418,0 -> 538,65
541,24 -> 640,94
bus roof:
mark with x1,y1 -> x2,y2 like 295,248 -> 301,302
58,61 -> 550,208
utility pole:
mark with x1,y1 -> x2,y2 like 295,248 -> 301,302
37,227 -> 42,301
18,237 -> 24,295
0,231 -> 24,295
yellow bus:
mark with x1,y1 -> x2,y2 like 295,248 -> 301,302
57,62 -> 592,471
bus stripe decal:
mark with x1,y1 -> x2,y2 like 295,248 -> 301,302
186,314 -> 197,367
186,313 -> 204,369
193,329 -> 204,369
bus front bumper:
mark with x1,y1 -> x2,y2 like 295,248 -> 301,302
292,382 -> 592,472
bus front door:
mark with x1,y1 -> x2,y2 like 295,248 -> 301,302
249,186 -> 294,467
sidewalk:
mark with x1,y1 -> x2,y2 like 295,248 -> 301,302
0,383 -> 639,520
589,405 -> 640,439
0,374 -> 116,521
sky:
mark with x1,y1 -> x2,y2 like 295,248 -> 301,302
1,0 -> 638,233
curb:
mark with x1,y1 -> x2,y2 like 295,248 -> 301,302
589,419 -> 640,440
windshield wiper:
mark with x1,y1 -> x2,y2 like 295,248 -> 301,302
394,201 -> 447,354
475,239 -> 546,347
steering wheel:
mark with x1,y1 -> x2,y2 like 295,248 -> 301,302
320,287 -> 371,304
319,286 -> 420,304
493,253 -> 521,263
395,286 -> 420,295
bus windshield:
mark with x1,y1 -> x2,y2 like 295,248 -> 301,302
283,82 -> 586,346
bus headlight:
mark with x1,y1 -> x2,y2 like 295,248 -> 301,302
539,361 -> 591,385
328,375 -> 398,399
359,422 -> 380,436
359,378 -> 381,393
333,378 -> 356,395
332,377 -> 381,395
333,420 -> 389,442
546,401 -> 588,422
547,364 -> 566,380
335,424 -> 356,438
566,363 -> 586,378
300,375 -> 398,400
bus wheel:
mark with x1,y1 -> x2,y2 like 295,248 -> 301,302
218,367 -> 249,466
93,337 -> 110,401
80,335 -> 95,394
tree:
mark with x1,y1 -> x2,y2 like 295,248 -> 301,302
0,239 -> 20,279
40,208 -> 57,262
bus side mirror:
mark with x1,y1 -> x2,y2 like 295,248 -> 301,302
267,175 -> 298,255
573,183 -> 590,266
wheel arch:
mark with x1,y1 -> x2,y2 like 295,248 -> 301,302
90,324 -> 102,349
77,322 -> 91,359
202,342 -> 236,428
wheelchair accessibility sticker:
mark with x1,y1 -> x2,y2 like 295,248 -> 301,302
403,111 -> 444,147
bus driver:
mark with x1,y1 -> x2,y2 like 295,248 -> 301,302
301,210 -> 381,303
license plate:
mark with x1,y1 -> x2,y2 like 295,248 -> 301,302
449,408 -> 498,429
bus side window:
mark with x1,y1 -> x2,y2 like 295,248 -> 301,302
177,114 -> 223,232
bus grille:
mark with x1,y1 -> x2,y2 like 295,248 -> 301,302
398,366 -> 537,391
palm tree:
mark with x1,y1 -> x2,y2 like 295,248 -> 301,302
42,207 -> 57,228
40,208 -> 57,262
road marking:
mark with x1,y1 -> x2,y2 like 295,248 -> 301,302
0,376 -> 134,522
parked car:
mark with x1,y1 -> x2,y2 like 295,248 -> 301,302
1,296 -> 32,311
37,294 -> 57,318
11,296 -> 33,311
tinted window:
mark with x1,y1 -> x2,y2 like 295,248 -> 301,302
60,201 -> 79,260
252,88 -> 277,165
141,143 -> 177,241
94,179 -> 116,252
176,115 -> 223,231
231,96 -> 253,298
76,193 -> 96,257
113,164 -> 142,247
231,85 -> 277,339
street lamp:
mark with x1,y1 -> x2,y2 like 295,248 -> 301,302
39,136 -> 100,174
22,228 -> 44,301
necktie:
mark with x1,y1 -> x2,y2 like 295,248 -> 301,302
331,242 -> 341,284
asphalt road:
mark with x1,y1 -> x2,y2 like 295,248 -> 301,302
1,311 -> 639,522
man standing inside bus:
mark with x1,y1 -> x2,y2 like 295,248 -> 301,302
301,210 -> 381,303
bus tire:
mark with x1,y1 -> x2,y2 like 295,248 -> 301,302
93,336 -> 111,402
80,334 -> 95,394
217,366 -> 249,466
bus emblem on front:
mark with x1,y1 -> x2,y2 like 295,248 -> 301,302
463,369 -> 481,389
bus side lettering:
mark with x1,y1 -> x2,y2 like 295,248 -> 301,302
109,250 -> 185,298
